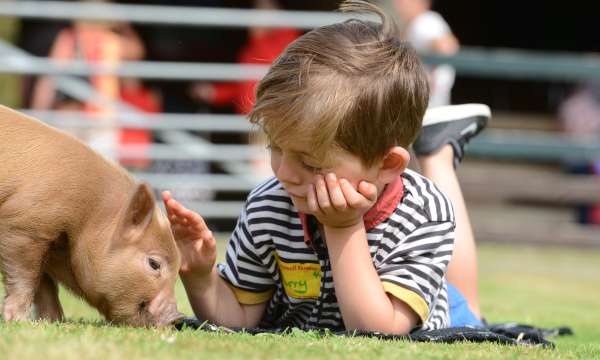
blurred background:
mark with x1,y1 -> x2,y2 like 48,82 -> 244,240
0,0 -> 599,247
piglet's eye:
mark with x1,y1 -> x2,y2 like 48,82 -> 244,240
148,258 -> 161,271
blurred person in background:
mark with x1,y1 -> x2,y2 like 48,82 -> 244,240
128,0 -> 245,210
30,0 -> 159,169
393,0 -> 459,107
18,0 -> 70,108
135,0 -> 244,114
189,0 -> 301,177
558,81 -> 600,226
189,0 -> 300,116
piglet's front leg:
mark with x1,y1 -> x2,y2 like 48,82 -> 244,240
2,282 -> 36,321
33,273 -> 64,321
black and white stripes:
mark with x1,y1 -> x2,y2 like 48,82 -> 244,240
217,169 -> 455,331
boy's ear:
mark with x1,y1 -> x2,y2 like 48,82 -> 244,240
116,183 -> 155,244
377,147 -> 411,185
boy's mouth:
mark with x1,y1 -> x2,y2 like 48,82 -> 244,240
282,185 -> 305,199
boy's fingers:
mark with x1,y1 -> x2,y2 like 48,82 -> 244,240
161,190 -> 172,203
187,210 -> 209,230
315,175 -> 332,212
169,214 -> 183,226
193,238 -> 206,253
162,192 -> 180,215
325,174 -> 347,210
358,181 -> 378,202
164,196 -> 180,213
201,230 -> 217,253
165,196 -> 208,232
173,205 -> 208,231
167,206 -> 180,224
167,204 -> 186,224
163,193 -> 175,216
340,179 -> 366,208
307,184 -> 320,215
168,198 -> 191,219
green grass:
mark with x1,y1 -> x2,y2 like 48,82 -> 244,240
1,242 -> 599,359
0,17 -> 22,108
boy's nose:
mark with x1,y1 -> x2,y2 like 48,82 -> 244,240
276,155 -> 302,185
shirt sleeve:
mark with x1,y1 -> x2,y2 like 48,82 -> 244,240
217,200 -> 276,304
377,220 -> 455,325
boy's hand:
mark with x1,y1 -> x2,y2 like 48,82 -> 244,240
162,191 -> 217,280
307,173 -> 377,229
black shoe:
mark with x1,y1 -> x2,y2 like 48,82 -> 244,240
413,104 -> 491,167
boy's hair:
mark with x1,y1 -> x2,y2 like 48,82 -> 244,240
249,0 -> 429,167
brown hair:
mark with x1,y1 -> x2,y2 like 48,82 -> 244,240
248,0 -> 429,167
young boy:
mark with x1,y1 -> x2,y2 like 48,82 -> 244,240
163,0 -> 488,334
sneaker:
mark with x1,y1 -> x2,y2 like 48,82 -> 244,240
413,103 -> 491,167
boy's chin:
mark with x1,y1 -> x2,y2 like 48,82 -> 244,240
289,196 -> 310,213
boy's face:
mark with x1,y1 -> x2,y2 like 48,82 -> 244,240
269,141 -> 381,214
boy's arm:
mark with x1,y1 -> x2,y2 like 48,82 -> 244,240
308,174 -> 451,334
162,191 -> 269,328
180,267 -> 266,328
324,224 -> 419,334
308,174 -> 418,334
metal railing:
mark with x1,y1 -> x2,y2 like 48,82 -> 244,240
3,2 -> 600,82
0,1 -> 360,29
1,1 -> 599,219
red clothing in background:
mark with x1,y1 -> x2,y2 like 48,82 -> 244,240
210,28 -> 301,114
119,84 -> 161,168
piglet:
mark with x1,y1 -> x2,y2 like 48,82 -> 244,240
0,105 -> 183,327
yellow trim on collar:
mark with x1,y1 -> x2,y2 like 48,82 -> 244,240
382,282 -> 429,325
227,283 -> 274,305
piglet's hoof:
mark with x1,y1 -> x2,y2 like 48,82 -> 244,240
2,304 -> 31,321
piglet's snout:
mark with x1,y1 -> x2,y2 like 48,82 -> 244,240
148,289 -> 184,327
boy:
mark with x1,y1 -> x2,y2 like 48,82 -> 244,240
163,0 -> 488,334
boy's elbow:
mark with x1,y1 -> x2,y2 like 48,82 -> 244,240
387,296 -> 421,335
380,315 -> 417,335
345,311 -> 418,335
240,302 -> 268,328
388,318 -> 418,335
343,296 -> 420,335
345,317 -> 415,336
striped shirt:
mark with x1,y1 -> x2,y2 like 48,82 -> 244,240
217,169 -> 455,331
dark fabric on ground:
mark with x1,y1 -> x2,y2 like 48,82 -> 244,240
174,318 -> 572,348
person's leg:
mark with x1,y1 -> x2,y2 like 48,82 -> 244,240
418,144 -> 481,319
413,103 -> 491,320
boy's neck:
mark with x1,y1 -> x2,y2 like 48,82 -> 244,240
363,175 -> 404,230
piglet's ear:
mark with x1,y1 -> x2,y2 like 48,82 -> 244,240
120,182 -> 155,241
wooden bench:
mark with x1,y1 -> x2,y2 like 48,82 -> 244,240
459,160 -> 600,247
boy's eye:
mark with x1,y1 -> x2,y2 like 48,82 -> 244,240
301,161 -> 321,172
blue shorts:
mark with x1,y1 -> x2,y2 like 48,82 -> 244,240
447,282 -> 483,327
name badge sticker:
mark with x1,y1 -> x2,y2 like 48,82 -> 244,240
275,254 -> 321,299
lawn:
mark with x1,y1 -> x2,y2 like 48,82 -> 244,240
1,242 -> 599,360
